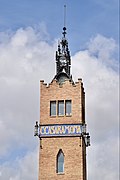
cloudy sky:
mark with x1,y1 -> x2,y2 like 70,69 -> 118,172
0,0 -> 119,180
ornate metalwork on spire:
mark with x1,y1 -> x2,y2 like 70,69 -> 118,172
53,26 -> 72,83
53,5 -> 73,83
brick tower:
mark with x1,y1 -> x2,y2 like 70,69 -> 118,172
34,26 -> 90,180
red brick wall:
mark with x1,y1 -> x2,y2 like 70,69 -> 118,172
39,79 -> 86,180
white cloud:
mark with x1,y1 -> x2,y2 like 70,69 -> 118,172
87,34 -> 118,69
0,148 -> 38,180
72,34 -> 119,179
0,27 -> 119,180
0,26 -> 56,156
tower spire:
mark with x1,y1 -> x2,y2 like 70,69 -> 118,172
63,5 -> 67,38
53,6 -> 73,84
64,5 -> 66,28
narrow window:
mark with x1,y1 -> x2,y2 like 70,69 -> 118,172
50,101 -> 56,116
65,100 -> 71,116
58,101 -> 64,116
57,150 -> 64,173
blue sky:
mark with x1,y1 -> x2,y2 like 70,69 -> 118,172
0,0 -> 119,180
0,0 -> 119,53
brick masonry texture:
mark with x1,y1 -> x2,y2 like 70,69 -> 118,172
39,79 -> 86,180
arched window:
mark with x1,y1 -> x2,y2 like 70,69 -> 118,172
57,149 -> 64,173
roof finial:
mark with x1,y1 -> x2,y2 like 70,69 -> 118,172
54,5 -> 72,83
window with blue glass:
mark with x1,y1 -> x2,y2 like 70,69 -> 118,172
65,100 -> 71,116
57,149 -> 64,173
50,100 -> 72,117
58,101 -> 64,116
50,101 -> 56,116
